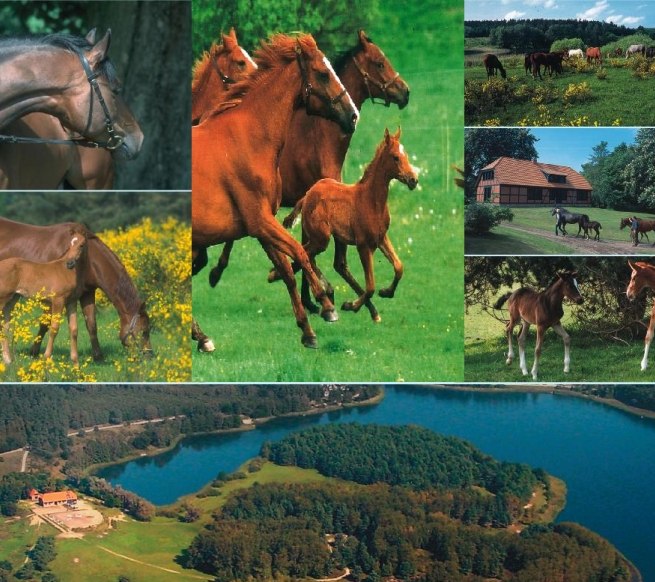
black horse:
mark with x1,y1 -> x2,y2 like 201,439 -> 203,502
552,207 -> 589,237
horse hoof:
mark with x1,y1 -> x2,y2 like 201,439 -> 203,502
379,288 -> 394,298
198,339 -> 216,353
302,335 -> 318,349
267,269 -> 280,284
209,269 -> 221,288
92,353 -> 105,363
372,314 -> 382,323
321,309 -> 339,323
505,359 -> 512,366
342,301 -> 355,312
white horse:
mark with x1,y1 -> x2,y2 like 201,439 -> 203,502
568,48 -> 584,59
626,44 -> 645,57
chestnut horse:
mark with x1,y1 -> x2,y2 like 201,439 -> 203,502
192,33 -> 358,348
494,271 -> 584,380
0,217 -> 151,361
204,30 -> 409,317
191,28 -> 257,124
620,217 -> 655,244
277,128 -> 418,322
626,261 -> 655,371
0,31 -> 143,160
586,47 -> 602,65
0,226 -> 87,365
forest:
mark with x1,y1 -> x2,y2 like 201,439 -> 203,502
184,424 -> 632,582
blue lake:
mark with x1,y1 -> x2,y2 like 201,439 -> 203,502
98,386 -> 655,581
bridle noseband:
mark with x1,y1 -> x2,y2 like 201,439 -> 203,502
0,49 -> 124,150
296,46 -> 348,111
352,55 -> 400,107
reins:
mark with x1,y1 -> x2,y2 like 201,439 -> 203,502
0,49 -> 124,150
351,56 -> 399,107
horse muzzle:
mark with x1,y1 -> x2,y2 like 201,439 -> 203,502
404,176 -> 418,190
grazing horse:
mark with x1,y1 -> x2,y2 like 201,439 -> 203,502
192,34 -> 358,349
276,128 -> 418,322
483,54 -> 506,79
524,53 -> 532,75
586,47 -> 602,65
619,217 -> 655,244
581,219 -> 602,241
552,207 -> 589,237
646,47 -> 655,58
494,271 -> 584,380
530,52 -> 564,79
626,261 -> 655,371
0,31 -> 143,160
0,227 -> 88,365
626,44 -> 645,57
568,48 -> 584,59
191,28 -> 257,124
0,217 -> 152,360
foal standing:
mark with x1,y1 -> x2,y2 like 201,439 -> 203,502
494,271 -> 584,380
0,226 -> 88,365
280,128 -> 418,321
626,260 -> 655,371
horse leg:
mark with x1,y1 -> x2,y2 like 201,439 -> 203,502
1,296 -> 18,364
531,324 -> 545,380
80,291 -> 103,361
552,323 -> 571,373
300,229 -> 320,314
378,234 -> 403,298
192,247 -> 208,276
43,298 -> 65,360
191,319 -> 215,352
517,320 -> 530,376
66,300 -> 79,366
334,241 -> 380,322
640,307 -> 655,371
208,242 -> 233,288
505,316 -> 516,366
29,322 -> 48,358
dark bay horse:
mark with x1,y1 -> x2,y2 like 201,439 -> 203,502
204,30 -> 409,319
581,218 -> 602,241
191,28 -> 257,125
276,128 -> 418,322
626,261 -> 655,371
494,271 -> 584,380
0,226 -> 88,365
0,30 -> 143,159
483,54 -> 506,79
192,33 -> 358,349
552,207 -> 589,237
0,217 -> 151,360
620,217 -> 655,244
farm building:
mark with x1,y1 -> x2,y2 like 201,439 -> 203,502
475,157 -> 592,206
35,491 -> 78,507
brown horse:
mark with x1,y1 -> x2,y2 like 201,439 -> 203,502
626,261 -> 655,371
586,47 -> 602,65
494,271 -> 584,380
620,217 -> 655,244
192,33 -> 358,348
0,31 -> 143,159
0,226 -> 87,365
0,217 -> 151,361
205,30 -> 409,316
277,128 -> 417,322
483,54 -> 506,78
581,219 -> 602,241
191,28 -> 257,124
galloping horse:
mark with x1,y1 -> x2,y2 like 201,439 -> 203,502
191,28 -> 257,124
276,128 -> 418,322
0,226 -> 88,365
552,207 -> 589,237
626,261 -> 655,371
494,271 -> 584,380
192,34 -> 358,349
586,47 -> 602,65
0,30 -> 143,159
483,54 -> 506,78
0,218 -> 152,360
620,217 -> 655,244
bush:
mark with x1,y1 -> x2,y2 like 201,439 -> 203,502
551,38 -> 584,52
464,203 -> 514,234
563,82 -> 593,105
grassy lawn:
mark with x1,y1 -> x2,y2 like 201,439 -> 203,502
192,0 -> 464,381
466,225 -> 572,255
0,509 -> 58,569
465,57 -> 655,126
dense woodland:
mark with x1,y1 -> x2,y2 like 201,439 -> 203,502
186,425 -> 632,582
572,385 -> 655,412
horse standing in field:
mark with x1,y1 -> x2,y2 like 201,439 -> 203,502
483,54 -> 506,79
275,128 -> 418,322
626,260 -> 655,371
0,226 -> 88,365
494,271 -> 584,380
191,27 -> 257,124
586,47 -> 602,65
552,207 -> 589,237
581,218 -> 602,241
192,33 -> 358,349
626,44 -> 645,57
568,48 -> 584,59
619,217 -> 655,245
0,217 -> 152,361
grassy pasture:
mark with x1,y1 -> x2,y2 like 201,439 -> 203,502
465,55 -> 655,126
192,0 -> 464,382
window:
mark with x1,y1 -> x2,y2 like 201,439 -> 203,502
483,186 -> 492,201
549,189 -> 566,203
547,174 -> 566,184
576,190 -> 589,202
527,187 -> 541,201
481,170 -> 494,181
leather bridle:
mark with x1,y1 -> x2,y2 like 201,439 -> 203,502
211,55 -> 236,89
351,55 -> 400,107
296,45 -> 348,112
0,49 -> 125,150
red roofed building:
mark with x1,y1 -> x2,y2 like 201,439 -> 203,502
37,491 -> 78,507
475,157 -> 592,206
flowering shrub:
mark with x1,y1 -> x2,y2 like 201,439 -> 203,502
563,82 -> 593,105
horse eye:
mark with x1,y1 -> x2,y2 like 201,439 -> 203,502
393,155 -> 400,162
318,71 -> 330,83
377,61 -> 385,69
237,61 -> 246,70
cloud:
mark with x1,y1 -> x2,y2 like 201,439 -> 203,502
501,0 -> 513,5
505,10 -> 527,19
525,0 -> 558,8
605,14 -> 644,25
576,0 -> 609,20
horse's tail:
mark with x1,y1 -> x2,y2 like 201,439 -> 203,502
494,292 -> 512,310
282,199 -> 304,229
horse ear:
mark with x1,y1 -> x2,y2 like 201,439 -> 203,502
394,126 -> 402,139
358,30 -> 371,47
85,28 -> 97,45
87,29 -> 111,67
384,128 -> 390,143
223,28 -> 237,50
628,260 -> 637,272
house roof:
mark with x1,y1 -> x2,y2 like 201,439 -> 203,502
479,157 -> 592,190
40,491 -> 77,503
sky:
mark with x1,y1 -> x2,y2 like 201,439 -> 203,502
529,127 -> 638,170
465,0 -> 655,28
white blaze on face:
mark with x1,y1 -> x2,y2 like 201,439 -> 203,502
322,55 -> 359,121
71,236 -> 79,246
240,47 -> 257,70
573,278 -> 580,294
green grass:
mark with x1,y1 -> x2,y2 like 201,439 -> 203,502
465,59 -> 655,126
466,225 -> 572,254
192,0 -> 464,381
0,508 -> 58,572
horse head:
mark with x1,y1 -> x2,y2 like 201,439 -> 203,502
119,301 -> 153,356
384,127 -> 418,190
216,28 -> 257,87
558,271 -> 584,304
295,35 -> 359,134
64,226 -> 88,269
626,260 -> 652,300
352,30 -> 410,109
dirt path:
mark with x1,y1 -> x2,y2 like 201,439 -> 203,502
314,567 -> 351,581
503,223 -> 643,255
20,449 -> 28,472
97,546 -> 207,579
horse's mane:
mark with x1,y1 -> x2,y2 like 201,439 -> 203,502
191,42 -> 219,95
332,34 -> 371,74
360,133 -> 396,183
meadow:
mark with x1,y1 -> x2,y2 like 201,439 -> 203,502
465,51 -> 655,127
192,0 -> 464,381
0,218 -> 191,382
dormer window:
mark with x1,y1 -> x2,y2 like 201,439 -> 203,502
481,170 -> 494,181
546,173 -> 566,184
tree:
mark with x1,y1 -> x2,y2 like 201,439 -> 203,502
31,536 -> 57,571
464,128 -> 539,201
624,129 -> 655,211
